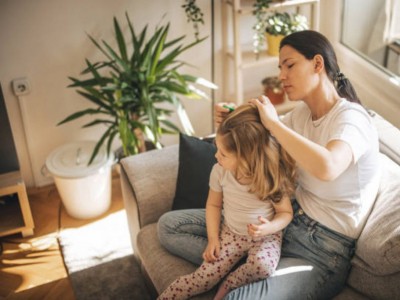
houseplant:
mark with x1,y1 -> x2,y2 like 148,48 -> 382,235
58,13 -> 216,164
265,11 -> 308,55
261,76 -> 284,105
252,0 -> 274,57
182,0 -> 204,40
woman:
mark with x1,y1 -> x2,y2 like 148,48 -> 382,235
158,30 -> 381,299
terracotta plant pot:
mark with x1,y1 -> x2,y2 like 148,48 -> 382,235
262,76 -> 285,105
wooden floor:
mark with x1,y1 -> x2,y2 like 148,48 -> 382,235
0,171 -> 124,300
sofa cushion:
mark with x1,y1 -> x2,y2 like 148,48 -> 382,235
347,154 -> 400,299
172,134 -> 217,210
136,223 -> 216,299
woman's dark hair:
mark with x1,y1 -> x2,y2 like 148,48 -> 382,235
280,30 -> 361,105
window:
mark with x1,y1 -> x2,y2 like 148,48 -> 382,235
341,0 -> 400,77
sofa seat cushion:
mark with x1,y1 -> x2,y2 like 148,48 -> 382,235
136,223 -> 216,299
347,154 -> 400,299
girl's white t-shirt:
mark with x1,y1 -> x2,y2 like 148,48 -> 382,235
209,164 -> 275,236
282,99 -> 381,238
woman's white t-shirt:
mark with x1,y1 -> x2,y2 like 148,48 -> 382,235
282,99 -> 380,238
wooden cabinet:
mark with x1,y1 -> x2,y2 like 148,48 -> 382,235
221,0 -> 320,114
0,171 -> 34,237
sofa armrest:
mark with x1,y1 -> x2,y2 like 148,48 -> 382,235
120,144 -> 179,250
370,110 -> 400,165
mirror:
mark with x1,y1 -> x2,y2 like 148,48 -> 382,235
341,0 -> 400,77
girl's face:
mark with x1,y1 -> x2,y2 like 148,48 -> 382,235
215,134 -> 237,172
278,45 -> 318,101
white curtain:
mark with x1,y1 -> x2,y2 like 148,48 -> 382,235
385,0 -> 400,42
368,0 -> 400,53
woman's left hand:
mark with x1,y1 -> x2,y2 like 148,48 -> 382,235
247,216 -> 274,237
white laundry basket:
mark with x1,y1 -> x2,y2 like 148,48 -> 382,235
45,141 -> 114,219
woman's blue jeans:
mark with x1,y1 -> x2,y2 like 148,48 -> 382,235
157,201 -> 356,300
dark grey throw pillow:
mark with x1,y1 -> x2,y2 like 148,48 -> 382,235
172,133 -> 217,210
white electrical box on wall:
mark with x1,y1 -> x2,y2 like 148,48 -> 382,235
12,77 -> 31,96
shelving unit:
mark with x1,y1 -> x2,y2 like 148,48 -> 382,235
221,0 -> 320,114
0,171 -> 34,237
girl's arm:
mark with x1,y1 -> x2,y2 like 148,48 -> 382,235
251,97 -> 353,181
248,195 -> 293,237
203,189 -> 223,263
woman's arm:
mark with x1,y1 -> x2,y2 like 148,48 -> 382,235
251,97 -> 353,181
214,102 -> 237,129
203,189 -> 223,263
248,195 -> 293,237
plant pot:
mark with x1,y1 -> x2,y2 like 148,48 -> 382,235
265,87 -> 285,105
262,76 -> 285,105
45,141 -> 114,219
266,34 -> 285,56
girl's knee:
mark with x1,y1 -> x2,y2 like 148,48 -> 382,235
251,256 -> 279,277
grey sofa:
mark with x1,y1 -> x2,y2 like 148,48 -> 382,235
120,110 -> 400,300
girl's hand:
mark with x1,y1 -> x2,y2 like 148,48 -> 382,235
202,239 -> 221,263
247,216 -> 274,237
249,95 -> 279,130
214,102 -> 236,128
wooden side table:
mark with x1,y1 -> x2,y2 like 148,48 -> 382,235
0,171 -> 34,237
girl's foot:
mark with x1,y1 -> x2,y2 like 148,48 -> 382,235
214,283 -> 230,300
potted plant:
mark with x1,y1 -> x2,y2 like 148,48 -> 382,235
265,11 -> 308,56
58,13 -> 216,164
261,76 -> 284,105
252,0 -> 275,57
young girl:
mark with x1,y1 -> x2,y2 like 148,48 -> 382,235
158,104 -> 296,300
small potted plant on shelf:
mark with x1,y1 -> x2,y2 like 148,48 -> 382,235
261,76 -> 284,105
58,13 -> 216,164
265,11 -> 308,56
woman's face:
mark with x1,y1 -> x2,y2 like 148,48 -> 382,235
215,134 -> 237,172
278,45 -> 318,101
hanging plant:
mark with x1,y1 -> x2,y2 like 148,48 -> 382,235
182,0 -> 205,40
252,0 -> 274,57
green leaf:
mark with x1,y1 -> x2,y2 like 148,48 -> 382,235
149,24 -> 168,77
113,17 -> 128,62
88,126 -> 114,164
82,119 -> 114,128
57,108 -> 105,125
102,40 -> 130,72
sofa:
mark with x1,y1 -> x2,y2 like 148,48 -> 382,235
120,110 -> 400,300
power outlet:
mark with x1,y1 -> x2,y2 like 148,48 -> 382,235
12,77 -> 31,96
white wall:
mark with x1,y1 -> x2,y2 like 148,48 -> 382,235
2,0 -> 400,188
0,0 -> 222,187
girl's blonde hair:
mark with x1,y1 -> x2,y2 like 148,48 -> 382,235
217,104 -> 296,202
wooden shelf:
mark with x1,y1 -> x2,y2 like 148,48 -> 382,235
226,0 -> 320,15
221,0 -> 320,105
0,171 -> 34,237
226,47 -> 278,69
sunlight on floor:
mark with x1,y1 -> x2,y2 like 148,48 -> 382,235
58,210 -> 133,274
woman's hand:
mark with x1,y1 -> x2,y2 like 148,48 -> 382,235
247,216 -> 274,237
214,102 -> 236,129
202,238 -> 221,263
249,95 -> 280,130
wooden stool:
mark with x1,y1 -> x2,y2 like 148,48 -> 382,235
0,171 -> 34,237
